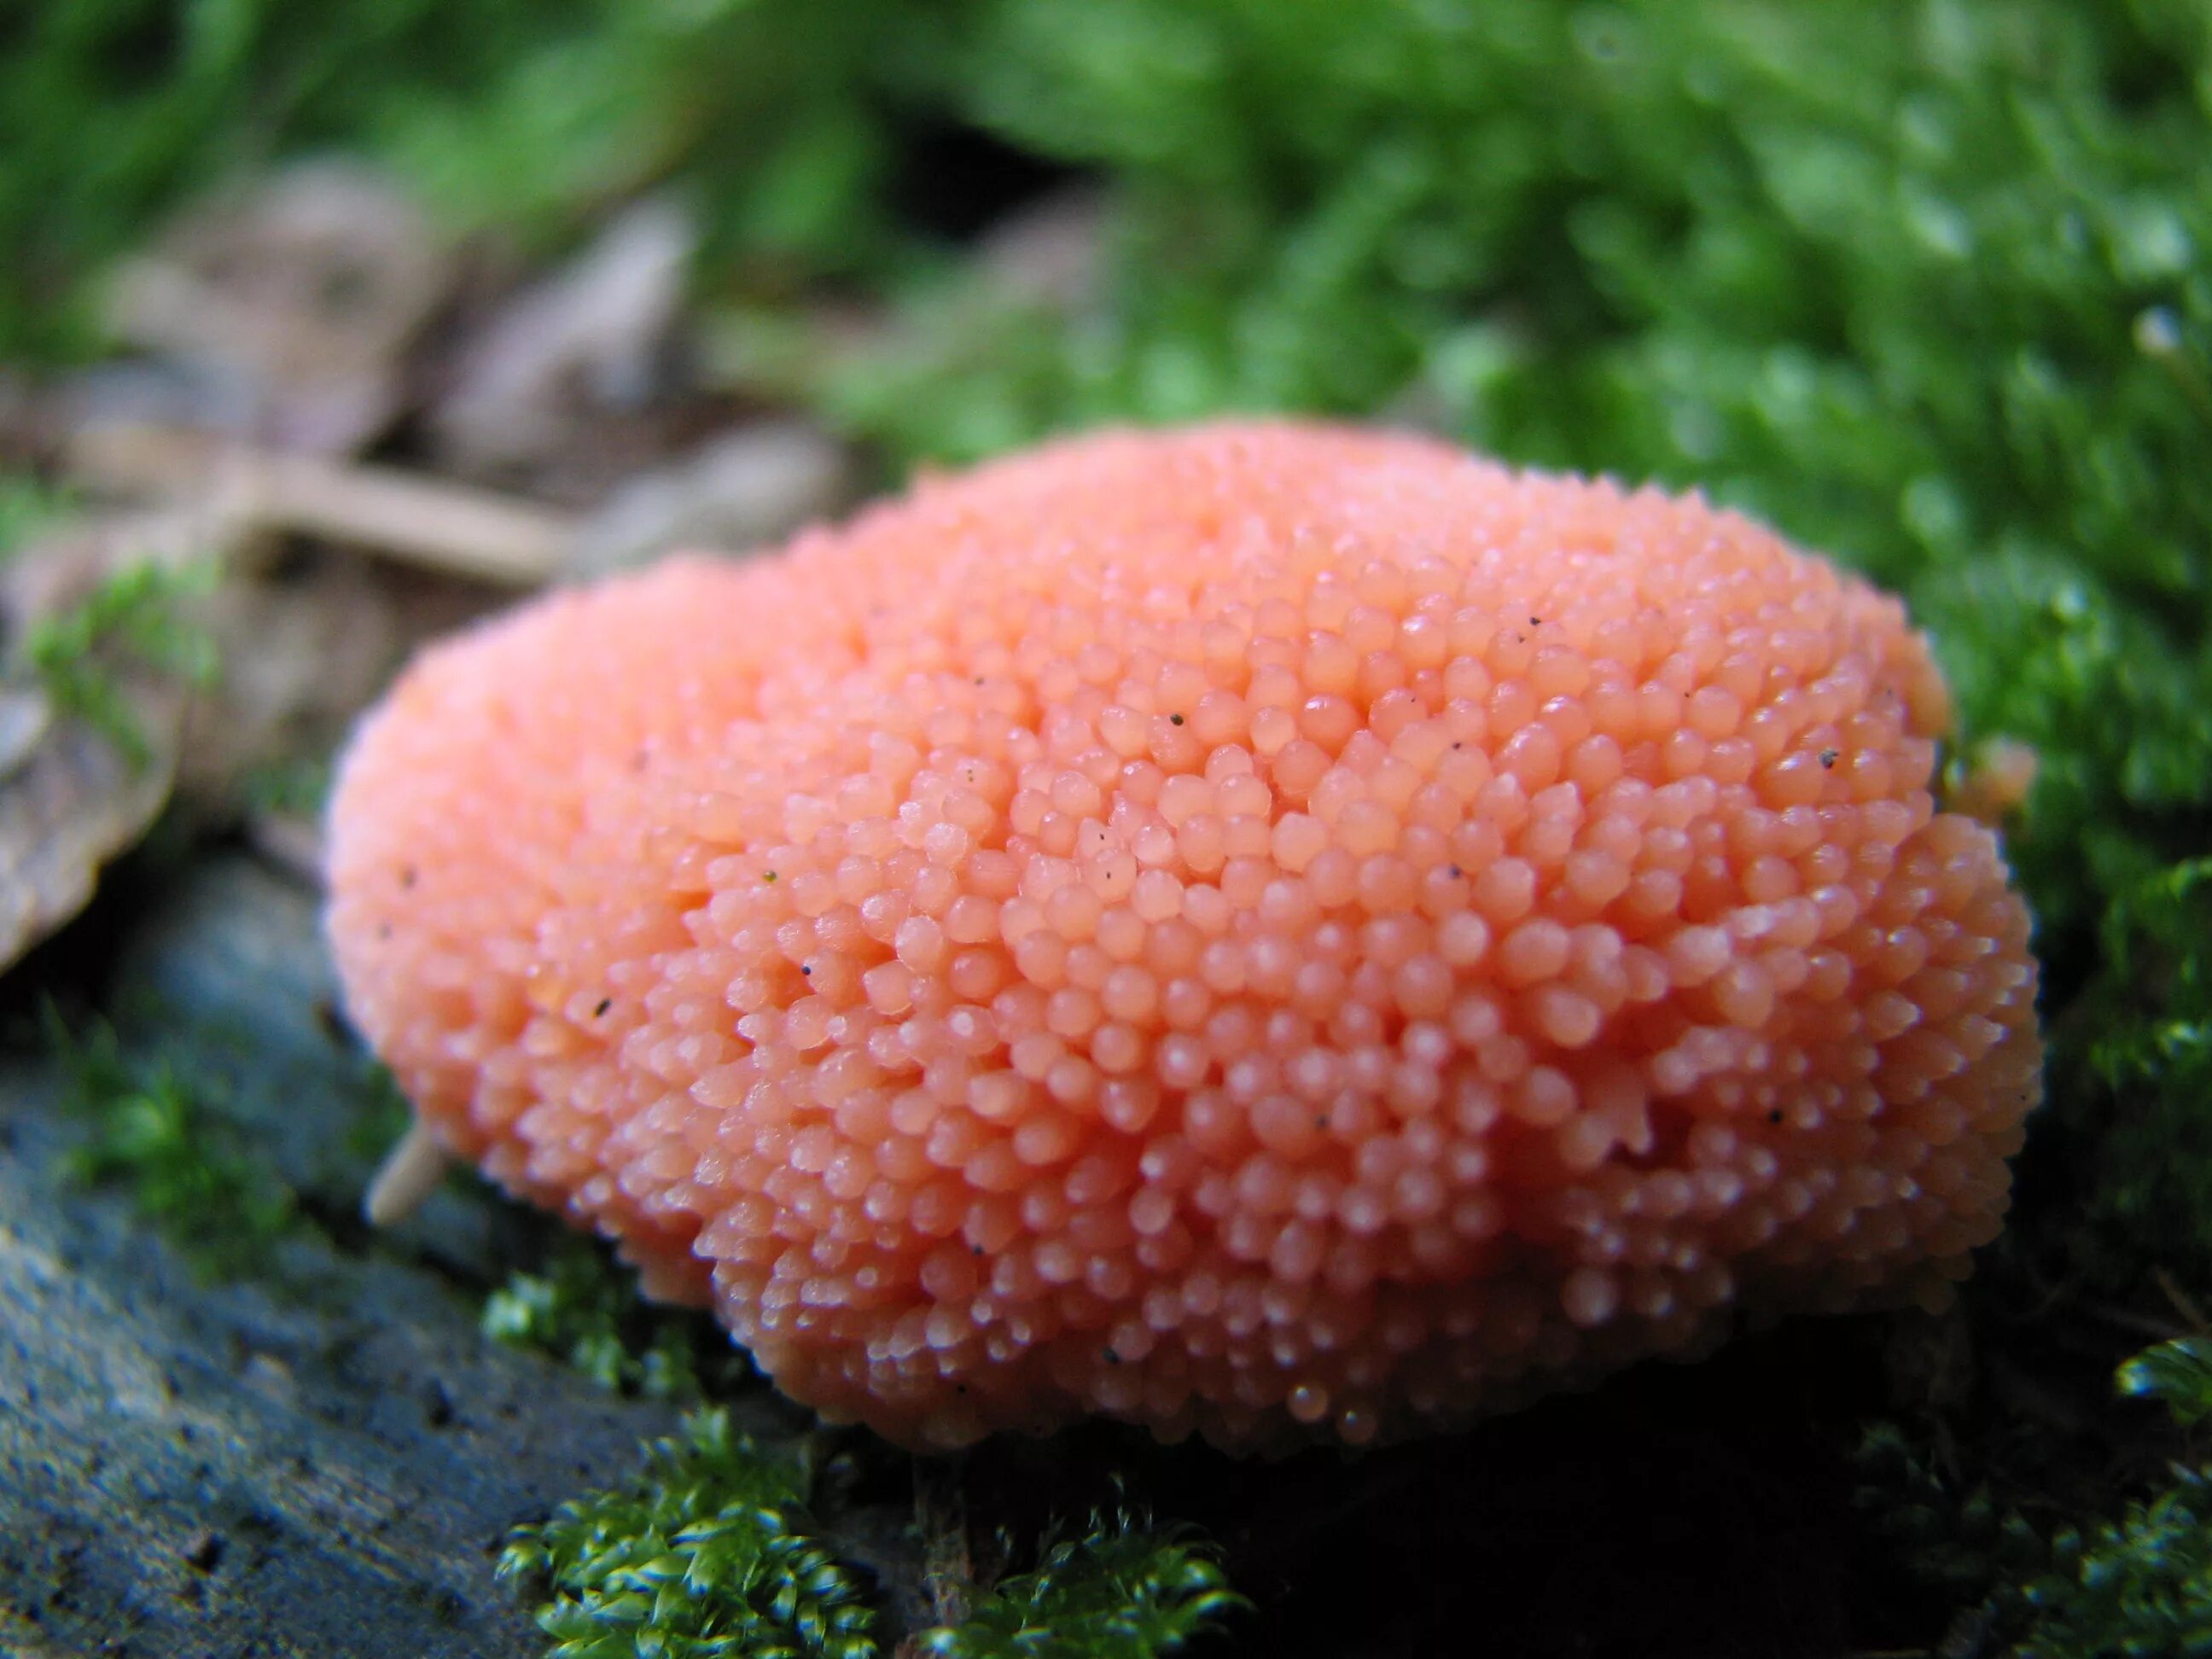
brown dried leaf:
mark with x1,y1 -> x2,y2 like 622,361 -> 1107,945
104,161 -> 454,456
177,556 -> 402,802
64,424 -> 572,586
564,419 -> 852,579
975,187 -> 1105,311
0,508 -> 228,626
0,683 -> 178,974
0,509 -> 219,973
431,197 -> 697,481
178,547 -> 497,819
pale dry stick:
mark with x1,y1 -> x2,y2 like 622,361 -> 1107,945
2155,1265 -> 2210,1333
67,422 -> 576,586
244,810 -> 327,888
363,1121 -> 453,1226
913,1452 -> 974,1634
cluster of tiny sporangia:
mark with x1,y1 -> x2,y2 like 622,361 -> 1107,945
329,424 -> 2040,1449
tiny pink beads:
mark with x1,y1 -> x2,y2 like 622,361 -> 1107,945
327,422 -> 2041,1450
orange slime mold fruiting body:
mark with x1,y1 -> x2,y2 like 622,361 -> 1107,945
326,422 -> 2041,1450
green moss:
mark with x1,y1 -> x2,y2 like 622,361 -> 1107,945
2020,1465 -> 2212,1656
238,753 -> 333,819
0,477 -> 74,559
0,0 -> 963,363
1854,1336 -> 2212,1654
2062,859 -> 2212,1280
917,1513 -> 1245,1659
19,557 -> 219,767
336,1056 -> 413,1170
2119,1336 -> 2212,1427
503,1418 -> 1243,1659
483,1233 -> 734,1402
1852,1419 -> 2046,1614
2012,1336 -> 2212,1656
0,0 -> 602,360
815,0 -> 2212,941
374,0 -> 961,280
49,1009 -> 296,1278
498,1408 -> 878,1659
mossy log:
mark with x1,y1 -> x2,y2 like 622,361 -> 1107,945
0,857 -> 703,1656
0,1059 -> 697,1656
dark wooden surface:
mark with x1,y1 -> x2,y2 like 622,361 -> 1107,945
0,857 -> 694,1657
1,1091 -> 677,1658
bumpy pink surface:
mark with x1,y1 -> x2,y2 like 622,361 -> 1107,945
327,422 -> 2041,1450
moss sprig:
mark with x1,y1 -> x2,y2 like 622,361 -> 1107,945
2066,858 -> 2212,1282
917,1513 -> 1245,1659
0,476 -> 73,559
240,753 -> 335,820
1851,1420 -> 2045,1613
1855,1336 -> 2212,1654
482,1233 -> 718,1401
497,1408 -> 878,1659
49,1009 -> 297,1278
503,1415 -> 1245,1659
20,557 -> 219,767
2119,1336 -> 2212,1428
2017,1467 -> 2212,1657
2012,1336 -> 2212,1656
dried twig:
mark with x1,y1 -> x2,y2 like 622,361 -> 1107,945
913,1452 -> 973,1633
2155,1266 -> 2210,1333
67,422 -> 573,585
363,1121 -> 452,1227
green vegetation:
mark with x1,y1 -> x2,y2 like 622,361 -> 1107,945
239,753 -> 334,819
335,1053 -> 413,1169
483,1232 -> 728,1401
374,0 -> 951,280
1855,1334 -> 2212,1656
1852,1418 -> 2046,1618
2062,859 -> 2212,1282
2013,1336 -> 2212,1656
50,1010 -> 296,1278
0,0 -> 955,362
917,1515 -> 1244,1659
1,0 -> 595,360
498,1409 -> 877,1659
2020,1464 -> 2212,1656
2119,1334 -> 2212,1425
20,558 -> 219,766
0,478 -> 73,559
502,1410 -> 1242,1659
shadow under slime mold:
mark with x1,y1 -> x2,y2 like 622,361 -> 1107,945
956,1314 -> 1888,1659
